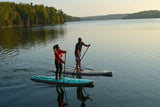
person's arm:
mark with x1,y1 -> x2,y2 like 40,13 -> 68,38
83,43 -> 91,47
55,52 -> 65,64
59,49 -> 67,54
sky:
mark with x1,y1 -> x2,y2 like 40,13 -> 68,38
1,0 -> 160,17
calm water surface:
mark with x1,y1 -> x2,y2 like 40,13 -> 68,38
1,19 -> 160,107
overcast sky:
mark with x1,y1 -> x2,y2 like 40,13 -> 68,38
1,0 -> 160,17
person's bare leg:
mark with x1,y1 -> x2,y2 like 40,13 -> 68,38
79,61 -> 84,71
76,62 -> 79,72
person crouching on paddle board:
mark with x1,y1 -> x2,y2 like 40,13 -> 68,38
53,44 -> 67,80
75,37 -> 90,72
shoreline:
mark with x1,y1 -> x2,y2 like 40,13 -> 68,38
0,23 -> 65,29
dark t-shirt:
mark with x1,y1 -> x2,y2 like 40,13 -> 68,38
75,42 -> 84,57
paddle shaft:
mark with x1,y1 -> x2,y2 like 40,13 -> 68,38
81,46 -> 89,61
63,53 -> 68,106
63,53 -> 66,82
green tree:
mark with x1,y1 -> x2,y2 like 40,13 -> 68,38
0,2 -> 79,27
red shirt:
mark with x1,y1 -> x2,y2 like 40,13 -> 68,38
54,49 -> 66,63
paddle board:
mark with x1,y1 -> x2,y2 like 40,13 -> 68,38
53,69 -> 112,76
31,76 -> 94,86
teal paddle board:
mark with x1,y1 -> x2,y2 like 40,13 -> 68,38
31,76 -> 94,86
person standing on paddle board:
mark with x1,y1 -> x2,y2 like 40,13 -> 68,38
53,44 -> 66,80
75,37 -> 90,72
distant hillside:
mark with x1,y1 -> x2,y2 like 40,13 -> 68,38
123,10 -> 160,19
67,15 -> 81,22
81,10 -> 160,21
81,14 -> 129,21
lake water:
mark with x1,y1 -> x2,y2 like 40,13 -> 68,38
1,19 -> 160,107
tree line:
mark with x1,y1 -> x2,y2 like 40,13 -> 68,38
0,2 -> 80,27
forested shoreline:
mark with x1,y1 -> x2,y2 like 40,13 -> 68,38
0,2 -> 80,28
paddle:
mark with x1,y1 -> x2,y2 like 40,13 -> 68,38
62,53 -> 68,106
63,52 -> 67,83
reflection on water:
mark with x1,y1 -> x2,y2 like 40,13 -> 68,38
56,86 -> 68,107
55,75 -> 93,107
77,87 -> 92,107
56,84 -> 93,107
0,25 -> 66,62
76,75 -> 93,107
0,26 -> 65,49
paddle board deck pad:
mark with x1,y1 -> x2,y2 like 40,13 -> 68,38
53,69 -> 113,76
31,76 -> 94,86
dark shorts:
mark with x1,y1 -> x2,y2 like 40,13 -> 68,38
75,56 -> 80,62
